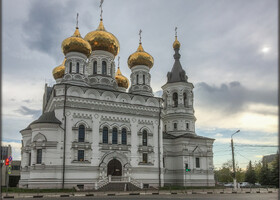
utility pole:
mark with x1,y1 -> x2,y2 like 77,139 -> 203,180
231,130 -> 240,190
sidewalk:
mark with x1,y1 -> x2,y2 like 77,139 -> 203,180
2,188 -> 278,199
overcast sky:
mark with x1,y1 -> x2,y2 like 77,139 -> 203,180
2,0 -> 278,169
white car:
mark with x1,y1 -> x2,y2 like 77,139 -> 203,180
224,183 -> 233,187
240,182 -> 252,188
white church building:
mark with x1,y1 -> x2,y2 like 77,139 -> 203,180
19,10 -> 215,190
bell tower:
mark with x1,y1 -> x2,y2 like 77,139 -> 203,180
161,28 -> 196,136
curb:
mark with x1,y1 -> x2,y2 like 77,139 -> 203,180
3,189 -> 278,198
85,194 -> 94,196
60,194 -> 70,197
129,192 -> 140,195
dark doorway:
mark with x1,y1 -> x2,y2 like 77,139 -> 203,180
107,159 -> 122,176
9,175 -> 20,187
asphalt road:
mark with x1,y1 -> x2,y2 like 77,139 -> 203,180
18,193 -> 278,200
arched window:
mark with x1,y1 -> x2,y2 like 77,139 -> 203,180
28,152 -> 31,166
173,92 -> 178,107
103,127 -> 108,144
36,149 -> 42,164
122,128 -> 127,145
164,125 -> 167,132
112,127 -> 118,144
78,125 -> 85,142
69,62 -> 72,73
174,123 -> 177,130
136,74 -> 139,84
183,92 -> 187,107
76,62 -> 79,73
142,130 -> 147,146
93,61 -> 97,74
102,61 -> 107,75
143,75 -> 145,84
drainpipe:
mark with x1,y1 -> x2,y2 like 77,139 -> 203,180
157,98 -> 162,187
62,84 -> 67,189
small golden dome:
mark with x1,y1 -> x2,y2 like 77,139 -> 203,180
84,20 -> 120,56
127,43 -> 154,69
115,67 -> 129,89
53,59 -> 66,79
173,36 -> 180,49
61,27 -> 92,57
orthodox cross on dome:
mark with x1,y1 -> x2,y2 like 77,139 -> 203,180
100,0 -> 104,20
76,13 -> 79,28
175,27 -> 178,38
139,29 -> 142,44
118,56 -> 120,68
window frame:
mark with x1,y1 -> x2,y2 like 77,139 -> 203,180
112,127 -> 118,144
36,149 -> 42,164
195,157 -> 200,168
173,92 -> 178,107
78,125 -> 85,142
28,152 -> 31,166
102,127 -> 109,144
93,61 -> 97,74
174,123 -> 177,130
142,130 -> 148,146
121,128 -> 127,145
69,62 -> 72,73
78,150 -> 84,161
143,153 -> 148,163
183,92 -> 187,107
102,61 -> 107,75
76,62 -> 80,73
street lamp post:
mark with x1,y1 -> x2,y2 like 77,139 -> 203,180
231,130 -> 240,190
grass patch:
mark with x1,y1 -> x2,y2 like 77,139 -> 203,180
1,187 -> 75,193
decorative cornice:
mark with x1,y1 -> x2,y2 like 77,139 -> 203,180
101,115 -> 130,123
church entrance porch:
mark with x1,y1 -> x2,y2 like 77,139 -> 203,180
107,159 -> 122,177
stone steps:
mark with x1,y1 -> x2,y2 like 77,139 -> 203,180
98,182 -> 141,191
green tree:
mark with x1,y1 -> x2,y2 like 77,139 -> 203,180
270,155 -> 279,187
259,161 -> 271,185
214,160 -> 245,183
236,167 -> 245,182
254,161 -> 262,183
245,160 -> 256,184
215,166 -> 232,183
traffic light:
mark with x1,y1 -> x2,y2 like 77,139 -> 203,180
5,158 -> 9,166
185,164 -> 191,172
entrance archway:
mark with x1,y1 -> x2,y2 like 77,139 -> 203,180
107,159 -> 122,176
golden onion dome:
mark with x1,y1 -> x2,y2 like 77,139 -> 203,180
61,27 -> 92,57
127,43 -> 154,69
84,20 -> 120,56
173,36 -> 181,49
52,59 -> 66,79
115,67 -> 129,89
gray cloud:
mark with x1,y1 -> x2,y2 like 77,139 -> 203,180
194,81 -> 277,114
16,106 -> 41,119
22,0 -> 85,59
